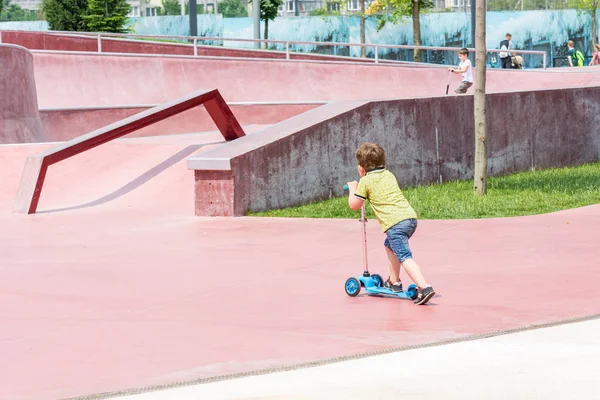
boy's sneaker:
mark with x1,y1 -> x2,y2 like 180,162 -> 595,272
384,279 -> 403,292
414,286 -> 436,305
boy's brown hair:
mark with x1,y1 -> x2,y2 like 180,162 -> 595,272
568,40 -> 574,47
356,143 -> 386,171
458,47 -> 469,56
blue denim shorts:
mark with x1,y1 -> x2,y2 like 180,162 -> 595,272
383,218 -> 418,263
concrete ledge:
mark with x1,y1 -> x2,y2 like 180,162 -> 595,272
187,101 -> 367,170
188,87 -> 600,217
194,170 -> 235,216
188,157 -> 232,171
188,100 -> 369,215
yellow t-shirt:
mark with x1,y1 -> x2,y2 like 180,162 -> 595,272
354,168 -> 417,232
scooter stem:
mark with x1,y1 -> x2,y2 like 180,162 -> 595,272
361,203 -> 369,274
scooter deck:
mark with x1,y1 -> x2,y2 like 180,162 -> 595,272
364,286 -> 415,300
358,276 -> 418,300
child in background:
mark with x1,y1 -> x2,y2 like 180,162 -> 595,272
568,40 -> 584,67
449,48 -> 473,94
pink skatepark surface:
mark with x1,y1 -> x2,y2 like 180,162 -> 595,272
1,35 -> 599,400
21,50 -> 600,145
31,52 -> 600,109
4,42 -> 600,145
1,136 -> 600,400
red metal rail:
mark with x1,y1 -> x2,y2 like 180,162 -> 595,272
13,88 -> 245,214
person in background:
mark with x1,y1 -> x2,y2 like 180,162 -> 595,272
589,43 -> 600,66
499,33 -> 518,69
567,40 -> 585,67
449,48 -> 473,94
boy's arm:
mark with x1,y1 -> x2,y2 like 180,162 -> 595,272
347,181 -> 365,210
449,64 -> 467,74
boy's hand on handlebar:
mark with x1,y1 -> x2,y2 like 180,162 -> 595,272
346,181 -> 358,192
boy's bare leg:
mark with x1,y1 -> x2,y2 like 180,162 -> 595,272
385,247 -> 401,283
400,258 -> 429,289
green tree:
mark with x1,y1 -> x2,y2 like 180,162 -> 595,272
184,2 -> 206,13
158,0 -> 181,15
366,0 -> 433,62
250,0 -> 283,49
309,0 -> 340,15
219,0 -> 248,17
571,0 -> 600,46
83,0 -> 131,33
161,0 -> 208,15
310,7 -> 327,15
42,0 -> 89,30
1,0 -> 39,21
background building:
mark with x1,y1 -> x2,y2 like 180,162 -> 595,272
10,0 -> 43,11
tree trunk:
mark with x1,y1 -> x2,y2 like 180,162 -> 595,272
412,0 -> 421,62
264,19 -> 269,50
473,0 -> 487,196
360,0 -> 366,58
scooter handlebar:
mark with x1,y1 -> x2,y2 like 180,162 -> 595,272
343,184 -> 349,192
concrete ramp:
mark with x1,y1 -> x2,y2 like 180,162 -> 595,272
0,126 -> 266,216
32,51 -> 600,109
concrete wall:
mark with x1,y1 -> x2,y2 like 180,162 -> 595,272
0,44 -> 45,144
189,87 -> 600,216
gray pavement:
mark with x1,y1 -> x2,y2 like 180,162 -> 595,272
116,319 -> 600,400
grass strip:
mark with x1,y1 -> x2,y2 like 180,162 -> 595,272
249,162 -> 600,219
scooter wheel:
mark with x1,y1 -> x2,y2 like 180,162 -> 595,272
345,277 -> 361,297
371,274 -> 384,287
407,284 -> 418,300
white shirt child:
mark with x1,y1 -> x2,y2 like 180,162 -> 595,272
460,58 -> 473,83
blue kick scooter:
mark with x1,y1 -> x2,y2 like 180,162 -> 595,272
343,185 -> 418,300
